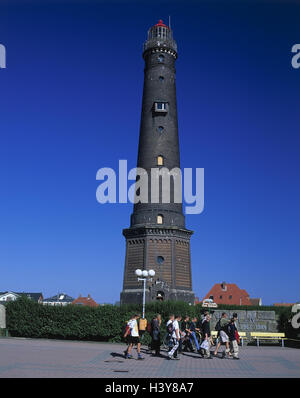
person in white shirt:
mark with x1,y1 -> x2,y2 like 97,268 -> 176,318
168,315 -> 182,360
166,314 -> 175,351
124,314 -> 144,360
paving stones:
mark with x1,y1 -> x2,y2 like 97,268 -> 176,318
0,337 -> 299,378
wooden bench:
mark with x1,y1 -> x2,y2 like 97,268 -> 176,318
211,331 -> 247,346
250,332 -> 287,347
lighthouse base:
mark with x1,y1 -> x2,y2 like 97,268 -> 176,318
120,288 -> 195,306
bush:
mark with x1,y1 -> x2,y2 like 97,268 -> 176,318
4,297 -> 299,346
5,297 -> 205,343
6,297 -> 128,342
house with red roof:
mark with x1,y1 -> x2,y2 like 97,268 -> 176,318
199,282 -> 262,306
72,294 -> 99,307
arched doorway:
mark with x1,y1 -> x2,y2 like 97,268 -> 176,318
156,291 -> 165,301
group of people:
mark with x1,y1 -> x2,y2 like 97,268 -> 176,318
123,311 -> 240,360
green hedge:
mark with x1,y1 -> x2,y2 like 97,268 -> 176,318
4,297 -> 299,346
5,298 -> 212,343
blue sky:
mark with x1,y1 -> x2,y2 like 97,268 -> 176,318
0,0 -> 299,304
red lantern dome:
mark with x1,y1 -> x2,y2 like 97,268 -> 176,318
154,19 -> 170,29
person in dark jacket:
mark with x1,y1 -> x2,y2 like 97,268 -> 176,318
179,316 -> 187,353
200,314 -> 212,359
180,316 -> 194,352
227,318 -> 240,360
188,317 -> 201,354
150,314 -> 162,357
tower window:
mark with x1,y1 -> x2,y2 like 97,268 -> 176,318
157,214 -> 163,224
154,102 -> 168,113
157,256 -> 165,264
157,156 -> 164,166
158,54 -> 164,63
157,126 -> 164,133
159,76 -> 164,81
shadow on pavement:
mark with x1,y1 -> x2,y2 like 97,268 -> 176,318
110,352 -> 126,359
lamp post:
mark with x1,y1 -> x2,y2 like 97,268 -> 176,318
135,269 -> 155,318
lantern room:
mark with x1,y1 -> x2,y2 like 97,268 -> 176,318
143,19 -> 177,55
147,20 -> 171,40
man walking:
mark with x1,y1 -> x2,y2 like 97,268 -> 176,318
213,312 -> 231,358
166,314 -> 175,351
125,314 -> 144,360
168,315 -> 181,360
200,313 -> 212,359
189,317 -> 201,354
227,317 -> 240,360
181,315 -> 194,352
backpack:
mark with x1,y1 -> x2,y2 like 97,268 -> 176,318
147,322 -> 152,333
222,322 -> 230,335
167,321 -> 174,335
215,319 -> 222,332
123,324 -> 130,338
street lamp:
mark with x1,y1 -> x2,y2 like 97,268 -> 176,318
135,269 -> 155,318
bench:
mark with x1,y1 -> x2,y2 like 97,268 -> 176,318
250,332 -> 287,347
211,331 -> 247,346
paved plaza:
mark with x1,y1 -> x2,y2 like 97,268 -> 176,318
0,337 -> 299,378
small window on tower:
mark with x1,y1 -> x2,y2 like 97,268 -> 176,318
154,102 -> 167,113
157,126 -> 164,133
157,214 -> 163,224
159,76 -> 164,81
158,54 -> 164,63
157,156 -> 163,166
157,256 -> 165,264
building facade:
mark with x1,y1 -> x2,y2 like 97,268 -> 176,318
43,293 -> 74,306
0,291 -> 43,303
200,282 -> 262,306
120,20 -> 194,305
72,294 -> 99,307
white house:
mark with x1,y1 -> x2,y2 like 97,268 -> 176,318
0,291 -> 43,303
43,293 -> 74,306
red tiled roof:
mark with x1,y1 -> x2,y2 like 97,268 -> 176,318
202,282 -> 252,306
72,295 -> 99,307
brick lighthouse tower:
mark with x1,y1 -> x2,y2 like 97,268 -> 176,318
120,20 -> 195,305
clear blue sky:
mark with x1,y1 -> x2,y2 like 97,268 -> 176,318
0,0 -> 299,304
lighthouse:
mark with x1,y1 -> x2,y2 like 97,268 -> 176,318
120,20 -> 195,305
